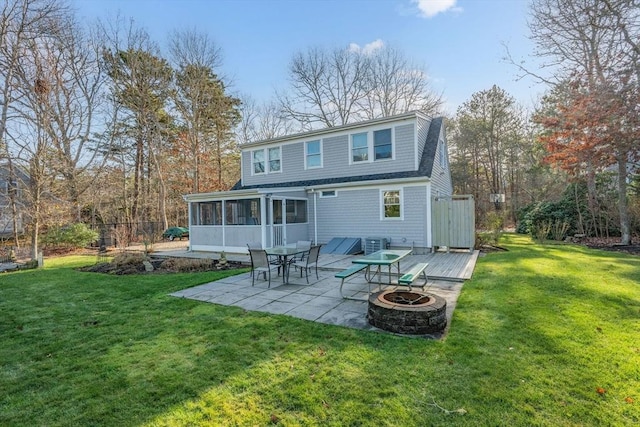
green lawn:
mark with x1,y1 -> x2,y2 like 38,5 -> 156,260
1,234 -> 639,426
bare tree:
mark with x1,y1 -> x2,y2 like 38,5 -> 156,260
0,0 -> 67,257
238,96 -> 297,144
32,15 -> 108,221
361,46 -> 443,119
279,46 -> 370,128
168,27 -> 222,72
279,44 -> 443,128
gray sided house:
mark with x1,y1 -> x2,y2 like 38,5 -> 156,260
183,111 -> 453,254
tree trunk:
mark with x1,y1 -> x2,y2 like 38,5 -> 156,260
7,158 -> 21,248
616,152 -> 630,245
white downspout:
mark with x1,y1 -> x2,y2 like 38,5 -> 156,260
313,190 -> 318,244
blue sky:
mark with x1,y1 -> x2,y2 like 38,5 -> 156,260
73,0 -> 544,114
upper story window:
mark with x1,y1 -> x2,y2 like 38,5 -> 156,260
305,140 -> 322,169
252,147 -> 281,175
381,189 -> 402,220
350,128 -> 393,164
252,150 -> 265,174
439,142 -> 447,168
374,129 -> 392,160
351,132 -> 368,163
268,147 -> 281,172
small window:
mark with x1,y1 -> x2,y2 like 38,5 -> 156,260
374,128 -> 392,160
320,190 -> 337,198
268,147 -> 281,172
252,150 -> 265,174
306,140 -> 322,168
351,132 -> 368,163
382,190 -> 402,219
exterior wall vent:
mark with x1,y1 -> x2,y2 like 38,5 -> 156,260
365,237 -> 388,255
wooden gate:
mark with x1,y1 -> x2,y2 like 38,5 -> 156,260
431,195 -> 475,252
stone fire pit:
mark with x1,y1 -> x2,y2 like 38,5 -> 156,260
367,289 -> 447,335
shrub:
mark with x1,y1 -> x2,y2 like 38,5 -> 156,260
43,223 -> 99,249
111,252 -> 147,268
160,258 -> 214,272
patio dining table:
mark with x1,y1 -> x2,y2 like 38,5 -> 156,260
265,246 -> 309,284
351,249 -> 412,294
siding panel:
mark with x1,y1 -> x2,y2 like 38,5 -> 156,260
314,185 -> 429,252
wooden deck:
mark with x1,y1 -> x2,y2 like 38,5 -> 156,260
317,250 -> 479,282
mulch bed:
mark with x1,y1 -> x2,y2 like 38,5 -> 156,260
79,257 -> 245,275
581,237 -> 640,256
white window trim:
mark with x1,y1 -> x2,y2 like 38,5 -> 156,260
305,139 -> 323,169
349,126 -> 395,165
251,146 -> 282,175
380,188 -> 403,220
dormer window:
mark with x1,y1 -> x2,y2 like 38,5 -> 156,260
374,129 -> 392,160
268,147 -> 281,172
252,150 -> 265,174
252,147 -> 281,175
351,132 -> 368,163
305,140 -> 322,169
350,128 -> 393,164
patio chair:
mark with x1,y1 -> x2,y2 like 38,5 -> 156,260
247,242 -> 281,277
249,249 -> 280,288
291,244 -> 321,284
290,240 -> 312,264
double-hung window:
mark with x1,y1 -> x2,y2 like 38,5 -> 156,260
252,147 -> 281,174
252,150 -> 265,174
305,140 -> 322,168
374,129 -> 392,160
381,189 -> 402,219
350,128 -> 393,164
351,132 -> 368,163
268,147 -> 281,172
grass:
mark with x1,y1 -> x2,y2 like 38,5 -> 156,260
1,234 -> 639,426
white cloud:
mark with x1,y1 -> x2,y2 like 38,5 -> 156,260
349,39 -> 385,55
412,0 -> 461,18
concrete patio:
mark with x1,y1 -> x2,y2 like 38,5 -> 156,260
169,251 -> 477,338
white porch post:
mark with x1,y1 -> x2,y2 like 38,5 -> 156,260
260,195 -> 268,249
282,198 -> 287,245
187,202 -> 192,251
221,199 -> 226,248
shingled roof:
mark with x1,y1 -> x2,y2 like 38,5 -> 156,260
231,117 -> 444,191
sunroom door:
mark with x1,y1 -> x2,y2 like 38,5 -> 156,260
270,198 -> 285,247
